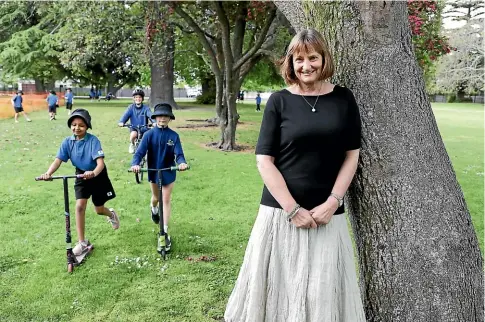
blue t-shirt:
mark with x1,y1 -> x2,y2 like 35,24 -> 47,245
12,95 -> 22,107
56,133 -> 105,171
46,94 -> 58,106
256,96 -> 262,104
119,103 -> 152,132
131,126 -> 186,185
65,92 -> 74,103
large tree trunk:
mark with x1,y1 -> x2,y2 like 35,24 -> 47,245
34,79 -> 53,92
106,76 -> 122,97
148,2 -> 178,109
276,1 -> 483,321
217,83 -> 238,150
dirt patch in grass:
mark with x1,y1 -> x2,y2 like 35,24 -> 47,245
199,142 -> 255,154
177,119 -> 257,130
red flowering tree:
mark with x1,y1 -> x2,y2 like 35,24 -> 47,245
408,0 -> 454,82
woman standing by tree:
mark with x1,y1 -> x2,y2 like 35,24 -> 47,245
225,29 -> 365,322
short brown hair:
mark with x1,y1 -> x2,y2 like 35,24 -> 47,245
279,29 -> 335,86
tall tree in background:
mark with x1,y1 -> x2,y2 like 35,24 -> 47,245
0,1 -> 67,91
173,1 -> 280,150
433,0 -> 484,98
407,0 -> 453,90
55,1 -> 143,94
275,1 -> 483,321
145,2 -> 178,108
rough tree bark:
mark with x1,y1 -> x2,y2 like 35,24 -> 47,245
275,1 -> 483,322
147,2 -> 178,109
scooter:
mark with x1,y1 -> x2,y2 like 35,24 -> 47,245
128,165 -> 190,260
35,175 -> 94,273
120,123 -> 151,184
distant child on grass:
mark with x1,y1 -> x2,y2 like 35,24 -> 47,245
64,88 -> 74,115
255,93 -> 262,111
131,103 -> 188,252
46,90 -> 59,120
11,90 -> 31,123
118,88 -> 152,154
39,109 -> 119,256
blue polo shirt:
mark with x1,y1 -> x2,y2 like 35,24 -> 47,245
12,95 -> 22,107
119,103 -> 152,132
46,94 -> 58,106
131,126 -> 186,185
65,92 -> 74,103
56,133 -> 105,171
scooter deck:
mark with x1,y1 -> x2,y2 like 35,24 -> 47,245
74,245 -> 94,266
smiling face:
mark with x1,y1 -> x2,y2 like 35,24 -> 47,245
133,95 -> 143,105
156,115 -> 171,127
292,49 -> 323,86
70,117 -> 88,139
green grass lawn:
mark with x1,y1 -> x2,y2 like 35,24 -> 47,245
0,100 -> 482,321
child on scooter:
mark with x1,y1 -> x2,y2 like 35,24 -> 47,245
131,103 -> 188,252
118,88 -> 152,154
39,109 -> 119,256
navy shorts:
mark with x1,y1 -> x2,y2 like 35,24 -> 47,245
74,167 -> 116,206
14,106 -> 23,113
66,102 -> 73,110
48,105 -> 57,113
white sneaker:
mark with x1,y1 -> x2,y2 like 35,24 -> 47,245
15,120 -> 19,123
128,143 -> 135,154
73,240 -> 91,256
107,208 -> 120,230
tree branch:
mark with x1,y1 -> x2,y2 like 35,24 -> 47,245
173,4 -> 222,77
213,1 -> 233,66
233,5 -> 277,72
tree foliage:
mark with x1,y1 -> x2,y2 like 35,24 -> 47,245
54,1 -> 144,91
407,0 -> 454,88
432,0 -> 484,95
0,1 -> 67,88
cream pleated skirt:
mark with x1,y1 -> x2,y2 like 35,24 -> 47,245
224,205 -> 366,322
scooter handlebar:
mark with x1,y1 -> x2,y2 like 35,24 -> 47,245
35,174 -> 84,181
128,165 -> 190,173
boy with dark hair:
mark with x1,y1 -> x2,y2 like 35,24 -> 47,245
39,109 -> 120,256
65,88 -> 74,115
46,90 -> 59,120
255,93 -> 262,111
11,90 -> 31,123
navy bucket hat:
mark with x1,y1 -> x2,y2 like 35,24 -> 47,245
151,103 -> 175,120
68,109 -> 92,129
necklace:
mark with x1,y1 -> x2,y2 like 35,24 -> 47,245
299,82 -> 323,112
301,95 -> 319,112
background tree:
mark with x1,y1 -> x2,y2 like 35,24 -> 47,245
54,1 -> 143,94
145,2 -> 178,108
432,0 -> 484,99
172,1 -> 282,150
0,1 -> 67,91
275,1 -> 483,321
407,0 -> 454,91
434,21 -> 483,98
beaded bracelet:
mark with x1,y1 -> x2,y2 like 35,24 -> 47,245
287,203 -> 301,222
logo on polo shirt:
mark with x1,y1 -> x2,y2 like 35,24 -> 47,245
107,192 -> 112,196
97,150 -> 104,156
167,139 -> 174,146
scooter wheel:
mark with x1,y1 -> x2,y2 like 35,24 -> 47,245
67,263 -> 74,273
161,249 -> 166,260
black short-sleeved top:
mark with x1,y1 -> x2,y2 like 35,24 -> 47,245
255,85 -> 361,214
